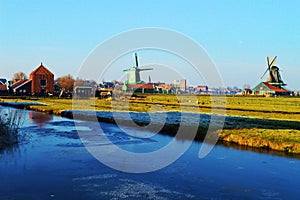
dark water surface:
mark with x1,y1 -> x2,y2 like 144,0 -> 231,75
0,108 -> 299,199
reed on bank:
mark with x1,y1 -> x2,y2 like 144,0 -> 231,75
0,109 -> 24,148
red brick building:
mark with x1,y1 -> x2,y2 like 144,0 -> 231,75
29,63 -> 54,95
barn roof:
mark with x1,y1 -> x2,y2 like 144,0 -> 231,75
12,79 -> 32,90
263,82 -> 289,93
30,63 -> 53,76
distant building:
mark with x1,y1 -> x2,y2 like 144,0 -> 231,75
242,88 -> 252,96
9,63 -> 54,96
30,63 -> 54,96
124,83 -> 156,93
252,82 -> 290,96
11,79 -> 32,96
156,84 -> 173,94
94,82 -> 115,98
74,86 -> 93,98
173,79 -> 186,93
0,78 -> 8,95
195,85 -> 208,94
99,82 -> 115,89
180,79 -> 186,92
0,78 -> 7,86
0,84 -> 7,92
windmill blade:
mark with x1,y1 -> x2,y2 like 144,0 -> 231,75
260,67 -> 269,79
138,65 -> 153,71
269,56 -> 277,68
134,52 -> 139,67
260,55 -> 277,79
267,56 -> 271,67
139,68 -> 153,71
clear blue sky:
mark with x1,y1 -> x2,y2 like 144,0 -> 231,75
0,0 -> 299,89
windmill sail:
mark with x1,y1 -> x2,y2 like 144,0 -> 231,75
134,52 -> 139,67
260,56 -> 277,79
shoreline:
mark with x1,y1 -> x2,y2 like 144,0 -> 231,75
1,100 -> 300,154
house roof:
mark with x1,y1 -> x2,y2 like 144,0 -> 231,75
12,79 -> 32,90
263,82 -> 289,93
127,83 -> 155,89
0,78 -> 7,85
30,63 -> 53,76
197,85 -> 208,89
157,84 -> 172,90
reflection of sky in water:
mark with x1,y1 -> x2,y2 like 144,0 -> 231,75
0,109 -> 300,199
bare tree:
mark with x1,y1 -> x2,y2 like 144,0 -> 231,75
12,72 -> 27,83
57,74 -> 75,97
74,77 -> 85,87
58,74 -> 74,91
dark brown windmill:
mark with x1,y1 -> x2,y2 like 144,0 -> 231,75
260,56 -> 286,87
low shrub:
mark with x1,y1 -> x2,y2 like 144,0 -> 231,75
0,109 -> 24,147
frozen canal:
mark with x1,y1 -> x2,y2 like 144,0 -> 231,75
0,108 -> 300,199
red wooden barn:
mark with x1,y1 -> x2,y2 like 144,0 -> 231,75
29,63 -> 54,95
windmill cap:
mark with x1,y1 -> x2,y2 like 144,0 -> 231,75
270,66 -> 279,70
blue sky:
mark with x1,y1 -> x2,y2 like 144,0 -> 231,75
0,0 -> 299,89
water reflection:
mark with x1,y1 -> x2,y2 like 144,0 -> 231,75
29,112 -> 53,127
0,143 -> 20,158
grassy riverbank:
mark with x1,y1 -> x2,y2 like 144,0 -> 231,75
1,95 -> 300,153
2,95 -> 300,120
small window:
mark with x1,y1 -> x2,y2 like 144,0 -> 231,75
40,79 -> 46,86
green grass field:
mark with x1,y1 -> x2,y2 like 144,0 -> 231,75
2,94 -> 299,119
1,94 -> 300,153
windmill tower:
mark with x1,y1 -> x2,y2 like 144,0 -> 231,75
123,53 -> 153,84
260,56 -> 286,87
